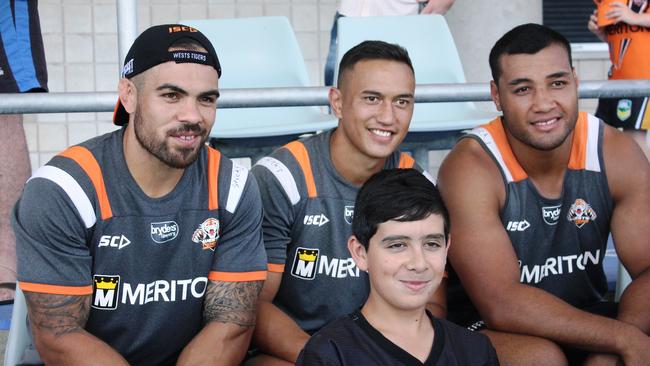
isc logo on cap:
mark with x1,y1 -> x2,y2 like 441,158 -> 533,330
291,247 -> 320,280
92,275 -> 120,310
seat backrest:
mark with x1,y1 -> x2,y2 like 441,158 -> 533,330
183,17 -> 310,89
4,285 -> 41,366
336,14 -> 466,85
335,15 -> 495,132
180,17 -> 336,140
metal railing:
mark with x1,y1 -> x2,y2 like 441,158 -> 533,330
1,80 -> 649,115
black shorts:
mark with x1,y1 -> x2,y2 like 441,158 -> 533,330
595,97 -> 650,130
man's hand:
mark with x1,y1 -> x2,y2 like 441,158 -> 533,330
605,2 -> 640,25
418,0 -> 455,15
588,9 -> 607,42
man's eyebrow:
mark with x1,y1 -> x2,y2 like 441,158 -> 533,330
547,71 -> 571,79
423,233 -> 446,241
156,84 -> 188,95
507,78 -> 531,86
200,89 -> 220,99
361,90 -> 414,99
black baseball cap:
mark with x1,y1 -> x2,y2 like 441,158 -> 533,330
113,24 -> 222,126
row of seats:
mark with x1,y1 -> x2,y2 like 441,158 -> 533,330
3,15 -> 628,365
181,15 -> 497,166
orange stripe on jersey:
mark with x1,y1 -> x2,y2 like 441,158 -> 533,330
267,263 -> 285,273
568,113 -> 588,170
284,141 -> 317,198
208,270 -> 268,282
58,146 -> 113,220
483,118 -> 528,182
19,281 -> 93,296
207,147 -> 221,210
398,152 -> 415,168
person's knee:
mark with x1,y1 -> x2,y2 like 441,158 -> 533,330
483,330 -> 568,366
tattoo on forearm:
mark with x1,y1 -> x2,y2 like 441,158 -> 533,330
24,292 -> 90,337
203,280 -> 263,327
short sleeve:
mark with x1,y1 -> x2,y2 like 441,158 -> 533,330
13,175 -> 93,295
296,333 -> 343,366
209,171 -> 267,282
251,160 -> 298,272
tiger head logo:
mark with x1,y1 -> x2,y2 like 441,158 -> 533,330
567,199 -> 597,228
192,218 -> 220,251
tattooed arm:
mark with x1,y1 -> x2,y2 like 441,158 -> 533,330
24,292 -> 129,365
177,279 -> 264,366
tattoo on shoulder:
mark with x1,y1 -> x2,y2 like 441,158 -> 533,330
203,280 -> 263,327
24,292 -> 90,337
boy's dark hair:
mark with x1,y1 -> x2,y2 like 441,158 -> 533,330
337,40 -> 414,87
352,169 -> 449,249
489,23 -> 572,84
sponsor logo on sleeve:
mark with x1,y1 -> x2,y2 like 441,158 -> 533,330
151,221 -> 179,243
192,218 -> 219,251
567,199 -> 597,228
616,99 -> 632,121
542,205 -> 562,226
98,235 -> 131,250
344,206 -> 354,225
291,247 -> 320,280
92,275 -> 120,310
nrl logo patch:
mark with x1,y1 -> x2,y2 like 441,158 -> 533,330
151,221 -> 179,243
616,99 -> 632,121
192,218 -> 219,251
567,199 -> 597,228
542,205 -> 562,226
344,206 -> 354,225
291,247 -> 320,280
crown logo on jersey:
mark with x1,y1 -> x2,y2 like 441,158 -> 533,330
94,276 -> 119,290
298,249 -> 318,262
192,218 -> 220,251
92,274 -> 120,310
567,199 -> 597,228
291,247 -> 320,280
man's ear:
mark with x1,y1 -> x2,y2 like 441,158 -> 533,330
490,80 -> 502,112
348,235 -> 368,272
118,78 -> 138,115
329,87 -> 343,119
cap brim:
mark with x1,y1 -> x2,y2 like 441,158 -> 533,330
113,99 -> 129,126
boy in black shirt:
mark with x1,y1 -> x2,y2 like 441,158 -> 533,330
297,169 -> 499,365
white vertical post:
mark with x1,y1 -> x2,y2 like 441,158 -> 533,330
116,0 -> 138,75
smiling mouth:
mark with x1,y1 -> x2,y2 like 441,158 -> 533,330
369,128 -> 393,137
532,118 -> 559,126
400,280 -> 430,291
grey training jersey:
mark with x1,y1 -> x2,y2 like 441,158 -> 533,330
462,112 -> 613,306
14,128 -> 267,365
252,129 -> 432,333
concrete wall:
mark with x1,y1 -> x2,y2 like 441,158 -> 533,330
24,0 -> 609,170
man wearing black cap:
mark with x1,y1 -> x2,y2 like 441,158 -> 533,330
12,24 -> 267,366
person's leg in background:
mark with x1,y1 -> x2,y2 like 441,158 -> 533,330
324,12 -> 343,87
0,114 -> 31,302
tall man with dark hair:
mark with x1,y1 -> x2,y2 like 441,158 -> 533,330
297,169 -> 498,366
12,24 -> 267,365
250,40 -> 437,365
439,23 -> 650,365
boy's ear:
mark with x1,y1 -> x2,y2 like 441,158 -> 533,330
348,235 -> 368,272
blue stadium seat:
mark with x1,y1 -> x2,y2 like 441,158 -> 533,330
181,17 -> 337,160
4,285 -> 40,366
